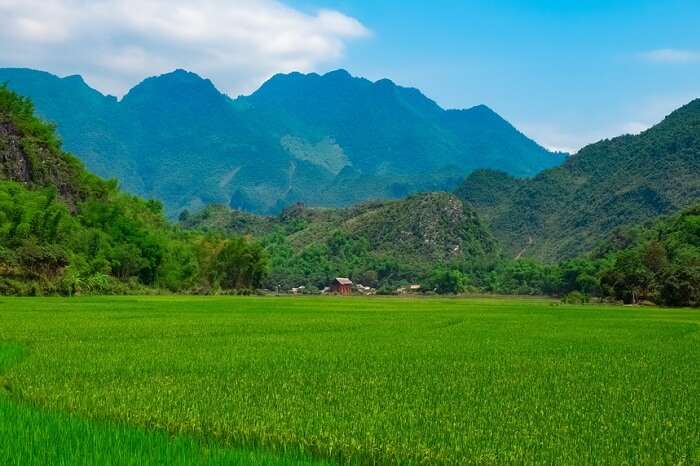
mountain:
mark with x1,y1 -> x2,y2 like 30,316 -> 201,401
240,69 -> 563,177
0,68 -> 565,215
456,99 -> 700,261
182,192 -> 498,290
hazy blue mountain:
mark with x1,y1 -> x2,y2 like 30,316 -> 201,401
0,67 -> 565,215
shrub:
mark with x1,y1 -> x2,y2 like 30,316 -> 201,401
561,291 -> 588,304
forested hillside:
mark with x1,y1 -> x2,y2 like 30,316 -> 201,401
183,193 -> 498,291
457,99 -> 700,260
0,68 -> 564,215
0,85 -> 266,295
182,194 -> 700,305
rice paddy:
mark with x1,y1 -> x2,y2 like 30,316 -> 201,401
0,296 -> 698,464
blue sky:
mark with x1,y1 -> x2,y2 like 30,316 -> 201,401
287,0 -> 700,151
1,0 -> 699,151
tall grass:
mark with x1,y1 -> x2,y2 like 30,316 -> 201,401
0,342 -> 327,465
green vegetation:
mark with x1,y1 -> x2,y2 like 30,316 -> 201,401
2,72 -> 699,308
459,202 -> 700,306
1,296 -> 698,465
457,99 -> 700,260
0,67 -> 563,215
596,202 -> 700,306
0,344 -> 326,466
182,193 -> 497,291
177,95 -> 700,305
183,195 -> 700,307
0,85 -> 267,295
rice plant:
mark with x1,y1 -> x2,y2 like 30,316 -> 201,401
1,296 -> 698,465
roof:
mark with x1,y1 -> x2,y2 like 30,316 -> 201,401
334,278 -> 353,285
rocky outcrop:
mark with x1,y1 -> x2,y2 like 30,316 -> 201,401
0,116 -> 86,210
0,121 -> 31,183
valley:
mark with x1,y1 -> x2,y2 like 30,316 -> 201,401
2,3 -> 699,465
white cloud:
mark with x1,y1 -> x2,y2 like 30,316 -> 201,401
0,0 -> 370,96
520,120 -> 655,155
545,145 -> 577,155
640,48 -> 700,64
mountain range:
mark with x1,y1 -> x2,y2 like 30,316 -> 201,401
0,68 -> 565,215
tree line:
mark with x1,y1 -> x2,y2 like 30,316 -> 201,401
426,204 -> 700,306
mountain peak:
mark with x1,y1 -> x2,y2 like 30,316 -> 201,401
63,74 -> 86,84
445,104 -> 512,128
122,69 -> 223,104
467,104 -> 496,114
323,69 -> 353,80
142,69 -> 208,85
374,78 -> 397,88
256,69 -> 364,91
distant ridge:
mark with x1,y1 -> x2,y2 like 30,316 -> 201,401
0,67 -> 565,215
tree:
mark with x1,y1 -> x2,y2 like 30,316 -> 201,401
600,251 -> 654,304
429,268 -> 466,294
659,266 -> 700,307
214,237 -> 268,290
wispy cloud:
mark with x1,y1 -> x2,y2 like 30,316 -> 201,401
0,0 -> 370,96
520,92 -> 700,154
521,120 -> 654,154
640,48 -> 700,64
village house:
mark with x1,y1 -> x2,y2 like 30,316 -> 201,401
397,284 -> 422,295
330,278 -> 353,295
355,284 -> 376,295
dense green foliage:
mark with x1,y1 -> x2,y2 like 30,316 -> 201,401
1,296 -> 698,464
457,99 -> 700,260
183,202 -> 700,307
595,203 -> 700,305
0,85 -> 267,295
0,67 -> 563,215
183,193 -> 498,291
183,194 -> 700,306
3,75 -> 699,306
425,204 -> 700,306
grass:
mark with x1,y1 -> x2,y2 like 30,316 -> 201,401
0,296 -> 698,464
0,346 -> 327,466
0,385 -> 327,466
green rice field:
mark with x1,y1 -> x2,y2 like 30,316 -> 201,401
0,296 -> 698,465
